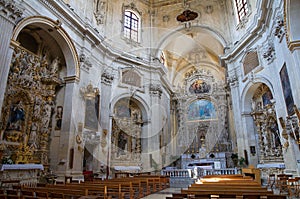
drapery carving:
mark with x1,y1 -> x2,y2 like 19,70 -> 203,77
0,45 -> 63,165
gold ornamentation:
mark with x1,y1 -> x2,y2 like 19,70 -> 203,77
76,134 -> 82,144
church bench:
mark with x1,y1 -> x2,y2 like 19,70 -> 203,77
47,182 -> 128,199
181,187 -> 273,198
22,186 -> 86,198
189,184 -> 262,189
132,175 -> 165,192
191,181 -> 261,185
77,180 -> 135,198
96,176 -> 155,196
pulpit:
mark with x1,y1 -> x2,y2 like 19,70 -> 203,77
0,164 -> 44,188
242,167 -> 261,184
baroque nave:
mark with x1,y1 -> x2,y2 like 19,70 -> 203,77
0,0 -> 300,188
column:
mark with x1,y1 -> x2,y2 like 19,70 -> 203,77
57,77 -> 79,176
100,70 -> 114,177
0,0 -> 23,118
148,83 -> 163,171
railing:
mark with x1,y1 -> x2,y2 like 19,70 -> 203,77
202,168 -> 240,176
161,168 -> 240,178
161,169 -> 192,178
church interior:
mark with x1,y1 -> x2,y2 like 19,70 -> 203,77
0,0 -> 300,198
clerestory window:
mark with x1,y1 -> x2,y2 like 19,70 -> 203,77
123,10 -> 140,42
234,0 -> 249,22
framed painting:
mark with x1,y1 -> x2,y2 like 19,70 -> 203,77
84,98 -> 99,130
280,63 -> 294,115
187,99 -> 216,121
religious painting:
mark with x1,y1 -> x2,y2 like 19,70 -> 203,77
280,63 -> 294,115
6,101 -> 25,131
84,98 -> 99,130
189,79 -> 210,94
187,99 -> 216,121
115,99 -> 131,118
3,100 -> 27,143
114,98 -> 142,122
262,90 -> 273,106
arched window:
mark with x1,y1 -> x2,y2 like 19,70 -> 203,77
123,10 -> 140,42
234,0 -> 249,22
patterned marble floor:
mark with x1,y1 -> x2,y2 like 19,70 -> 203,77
141,188 -> 181,199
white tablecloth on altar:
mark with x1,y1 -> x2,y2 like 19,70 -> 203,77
0,164 -> 44,171
257,163 -> 285,169
114,166 -> 141,171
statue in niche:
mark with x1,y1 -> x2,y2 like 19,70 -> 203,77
94,0 -> 106,25
49,57 -> 60,76
42,101 -> 53,128
29,122 -> 38,148
33,97 -> 42,119
55,106 -> 63,130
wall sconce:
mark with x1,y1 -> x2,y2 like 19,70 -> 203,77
58,159 -> 66,165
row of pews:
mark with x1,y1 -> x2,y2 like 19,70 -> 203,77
0,174 -> 169,199
167,174 -> 287,199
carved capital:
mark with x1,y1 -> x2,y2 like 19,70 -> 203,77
101,70 -> 114,85
149,83 -> 162,97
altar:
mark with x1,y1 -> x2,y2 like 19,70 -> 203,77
0,164 -> 44,188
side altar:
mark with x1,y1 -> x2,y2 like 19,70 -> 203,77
0,164 -> 44,188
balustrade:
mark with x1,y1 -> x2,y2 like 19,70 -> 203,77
161,168 -> 239,178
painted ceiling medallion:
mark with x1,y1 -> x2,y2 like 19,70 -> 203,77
176,9 -> 198,22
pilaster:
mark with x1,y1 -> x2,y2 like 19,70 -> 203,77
0,0 -> 23,119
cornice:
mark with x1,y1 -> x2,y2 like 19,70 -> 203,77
221,0 -> 272,62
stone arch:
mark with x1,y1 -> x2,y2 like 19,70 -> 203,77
11,16 -> 80,79
154,25 -> 228,59
110,94 -> 150,122
241,77 -> 274,114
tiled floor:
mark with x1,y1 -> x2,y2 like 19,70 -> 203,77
141,188 -> 181,199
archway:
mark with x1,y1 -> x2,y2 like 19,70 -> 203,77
110,97 -> 144,173
0,16 -> 79,170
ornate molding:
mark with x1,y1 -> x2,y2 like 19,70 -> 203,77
227,74 -> 238,87
94,0 -> 107,25
79,53 -> 92,71
262,42 -> 275,64
101,70 -> 114,85
0,0 -> 23,23
149,83 -> 162,97
274,16 -> 285,42
80,83 -> 99,99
